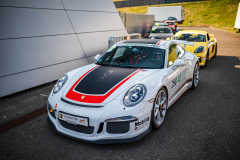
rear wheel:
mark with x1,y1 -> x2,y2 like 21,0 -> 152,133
213,44 -> 217,58
192,62 -> 200,89
152,87 -> 168,129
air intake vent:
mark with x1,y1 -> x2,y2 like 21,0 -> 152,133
107,122 -> 129,134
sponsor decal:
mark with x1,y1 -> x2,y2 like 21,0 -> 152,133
135,117 -> 149,131
171,73 -> 182,89
59,113 -> 62,119
80,120 -> 86,123
178,73 -> 181,83
98,70 -> 113,81
81,96 -> 85,99
171,77 -> 177,89
55,103 -> 57,108
141,69 -> 147,72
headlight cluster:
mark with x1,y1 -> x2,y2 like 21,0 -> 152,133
194,46 -> 204,53
123,84 -> 147,107
53,75 -> 68,93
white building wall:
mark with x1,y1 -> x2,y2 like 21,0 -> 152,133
0,0 -> 127,97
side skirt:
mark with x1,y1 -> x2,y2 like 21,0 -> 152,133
167,82 -> 192,109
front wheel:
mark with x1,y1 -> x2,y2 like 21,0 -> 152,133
152,87 -> 168,129
192,62 -> 200,89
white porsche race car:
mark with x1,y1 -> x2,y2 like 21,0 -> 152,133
47,39 -> 199,144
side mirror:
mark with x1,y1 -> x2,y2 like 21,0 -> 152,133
166,37 -> 171,40
94,54 -> 101,62
210,38 -> 215,42
172,59 -> 184,70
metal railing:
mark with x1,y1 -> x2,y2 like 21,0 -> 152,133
108,33 -> 141,48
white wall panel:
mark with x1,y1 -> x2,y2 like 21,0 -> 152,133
0,0 -> 63,9
67,11 -> 125,33
0,58 -> 89,97
0,8 -> 74,39
0,0 -> 127,97
77,30 -> 127,57
62,0 -> 117,12
0,35 -> 85,77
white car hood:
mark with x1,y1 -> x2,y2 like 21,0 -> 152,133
62,64 -> 159,105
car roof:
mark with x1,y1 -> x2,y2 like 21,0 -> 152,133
122,39 -> 160,44
177,30 -> 207,34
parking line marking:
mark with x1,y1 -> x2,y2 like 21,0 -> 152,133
0,106 -> 47,133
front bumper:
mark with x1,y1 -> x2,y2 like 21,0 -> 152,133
47,98 -> 152,144
47,117 -> 151,144
195,52 -> 207,66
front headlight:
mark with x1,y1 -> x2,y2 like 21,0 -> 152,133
53,74 -> 68,93
123,84 -> 147,107
194,46 -> 204,53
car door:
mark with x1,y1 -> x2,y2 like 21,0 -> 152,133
176,44 -> 189,85
165,44 -> 183,101
207,33 -> 214,57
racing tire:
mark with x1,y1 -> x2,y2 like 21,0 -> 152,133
213,44 -> 217,58
204,51 -> 209,67
152,87 -> 168,130
191,62 -> 200,89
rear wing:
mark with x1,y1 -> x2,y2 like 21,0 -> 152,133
172,40 -> 194,48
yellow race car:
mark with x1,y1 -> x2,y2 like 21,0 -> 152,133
171,30 -> 217,66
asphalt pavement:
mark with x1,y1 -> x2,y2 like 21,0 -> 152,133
0,27 -> 240,160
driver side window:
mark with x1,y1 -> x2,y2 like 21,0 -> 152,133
168,44 -> 178,67
176,45 -> 185,59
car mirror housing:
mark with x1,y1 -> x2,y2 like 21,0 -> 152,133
94,54 -> 101,62
210,38 -> 215,42
172,59 -> 185,69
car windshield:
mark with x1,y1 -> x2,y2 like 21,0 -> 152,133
154,23 -> 167,26
173,33 -> 206,42
168,17 -> 176,20
96,45 -> 165,69
151,27 -> 172,33
165,22 -> 175,25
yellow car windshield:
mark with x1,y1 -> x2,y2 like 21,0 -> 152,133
173,33 -> 206,42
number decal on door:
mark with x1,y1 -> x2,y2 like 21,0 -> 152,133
171,73 -> 181,90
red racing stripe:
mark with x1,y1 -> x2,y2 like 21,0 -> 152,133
66,66 -> 141,104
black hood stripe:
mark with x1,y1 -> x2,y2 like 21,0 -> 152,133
74,66 -> 138,95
